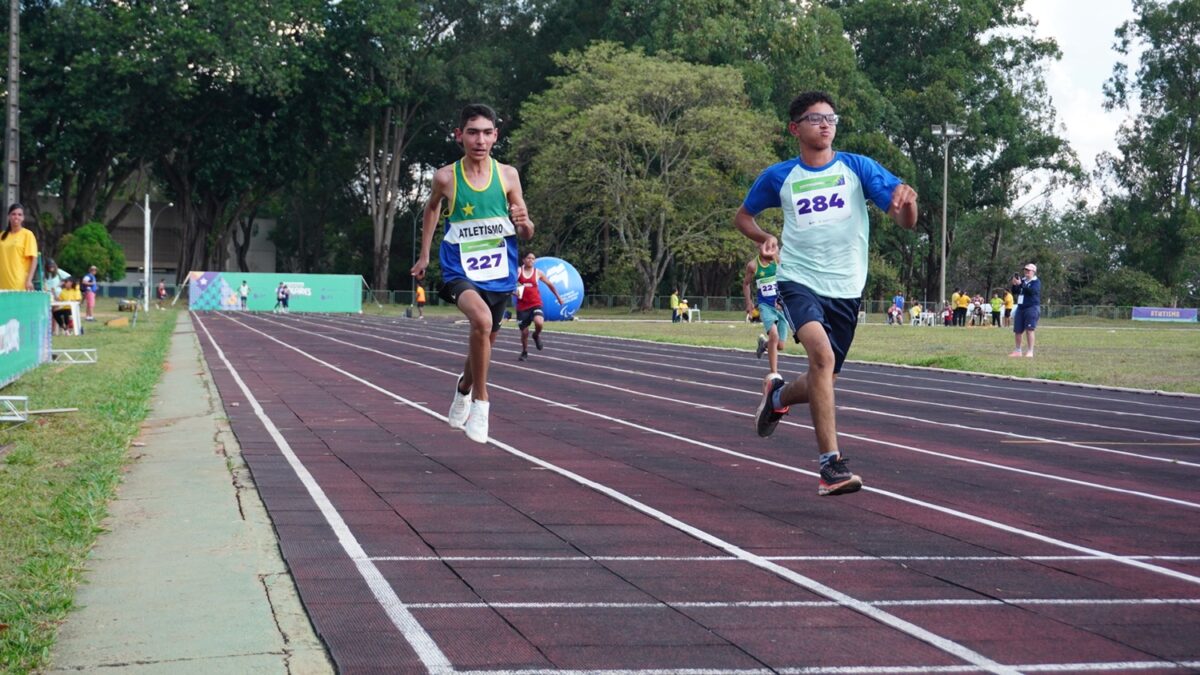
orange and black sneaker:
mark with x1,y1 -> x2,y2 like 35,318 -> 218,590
755,373 -> 789,437
818,455 -> 863,496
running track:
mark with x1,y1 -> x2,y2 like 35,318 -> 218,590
193,312 -> 1200,674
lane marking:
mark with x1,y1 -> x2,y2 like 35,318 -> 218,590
404,598 -> 1200,609
291,314 -> 1200,507
193,314 -> 453,674
465,662 -> 1200,674
370,318 -> 1200,462
215,313 -> 1018,675
367,555 -> 1200,563
238,314 -> 1200,583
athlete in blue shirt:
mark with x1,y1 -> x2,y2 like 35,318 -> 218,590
737,91 -> 918,496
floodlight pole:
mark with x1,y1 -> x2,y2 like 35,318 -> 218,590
143,194 -> 151,311
931,123 -> 962,308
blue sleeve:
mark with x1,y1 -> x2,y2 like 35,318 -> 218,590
841,153 -> 902,212
741,161 -> 790,216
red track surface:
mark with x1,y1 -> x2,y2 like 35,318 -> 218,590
193,312 -> 1200,674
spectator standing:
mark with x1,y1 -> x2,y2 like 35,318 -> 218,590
1010,264 -> 1041,357
0,203 -> 38,291
156,280 -> 168,309
1003,286 -> 1015,327
953,288 -> 969,326
941,302 -> 954,327
892,291 -> 905,325
81,265 -> 99,321
670,288 -> 681,323
239,280 -> 250,310
415,283 -> 426,318
989,292 -> 1002,327
274,282 -> 290,313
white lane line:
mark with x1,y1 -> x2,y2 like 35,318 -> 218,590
193,314 -> 453,674
362,319 -> 1200,460
249,314 -> 1200,587
291,314 -> 1200,505
219,313 -> 1018,675
405,598 -> 1200,609
466,662 -> 1200,674
511,328 -> 1200,425
368,555 -> 1200,563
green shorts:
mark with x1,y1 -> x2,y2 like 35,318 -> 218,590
758,303 -> 788,336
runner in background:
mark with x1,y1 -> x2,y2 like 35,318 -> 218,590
514,252 -> 563,361
743,250 -> 786,374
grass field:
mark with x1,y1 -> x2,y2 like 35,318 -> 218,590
0,307 -> 176,672
365,304 -> 1200,394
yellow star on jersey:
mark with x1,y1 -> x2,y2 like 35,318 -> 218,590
461,203 -> 475,217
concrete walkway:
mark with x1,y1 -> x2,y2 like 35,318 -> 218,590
50,315 -> 332,674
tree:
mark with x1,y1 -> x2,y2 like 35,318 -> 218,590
57,222 -> 125,282
831,0 -> 1076,302
513,44 -> 777,310
1101,0 -> 1200,305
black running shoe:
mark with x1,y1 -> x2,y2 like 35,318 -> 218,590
519,351 -> 528,361
534,332 -> 543,350
755,374 -> 789,438
755,334 -> 767,359
818,455 -> 863,496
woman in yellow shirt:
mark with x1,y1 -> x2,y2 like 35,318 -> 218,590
0,203 -> 38,291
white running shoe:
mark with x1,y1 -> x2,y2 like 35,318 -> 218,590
464,399 -> 489,443
448,375 -> 471,429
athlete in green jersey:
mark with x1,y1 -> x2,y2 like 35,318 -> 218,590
742,252 -> 786,375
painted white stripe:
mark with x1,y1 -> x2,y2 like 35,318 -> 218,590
253,313 -> 1200,587
403,598 -> 1200,610
217,314 -> 1017,675
464,660 -> 1200,674
353,317 -> 1200,467
514,327 -> 1200,425
192,315 -> 453,674
367,554 -> 1200,563
291,314 -> 1200,508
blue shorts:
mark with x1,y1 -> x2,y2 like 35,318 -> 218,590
1013,305 -> 1039,333
758,302 -> 786,335
776,281 -> 861,374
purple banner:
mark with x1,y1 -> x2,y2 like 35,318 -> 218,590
1132,307 -> 1198,322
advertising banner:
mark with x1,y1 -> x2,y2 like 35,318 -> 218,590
0,292 -> 52,389
187,272 -> 362,313
1132,307 -> 1198,322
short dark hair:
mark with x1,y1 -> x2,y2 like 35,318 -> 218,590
459,103 -> 499,130
788,91 -> 836,122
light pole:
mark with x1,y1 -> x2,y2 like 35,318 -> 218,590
931,123 -> 963,308
133,196 -> 173,311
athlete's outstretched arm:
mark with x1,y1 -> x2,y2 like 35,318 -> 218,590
411,166 -> 453,279
734,206 -> 779,261
887,184 -> 919,230
742,258 -> 757,315
538,270 -> 564,304
503,164 -> 535,240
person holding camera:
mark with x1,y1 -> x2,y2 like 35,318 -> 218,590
1010,264 -> 1041,357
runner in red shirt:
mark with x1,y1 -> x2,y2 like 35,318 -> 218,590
514,252 -> 564,361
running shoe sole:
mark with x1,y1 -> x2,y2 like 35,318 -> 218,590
818,475 -> 863,496
756,334 -> 767,359
755,374 -> 788,438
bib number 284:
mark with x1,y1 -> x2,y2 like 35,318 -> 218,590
796,193 -> 845,214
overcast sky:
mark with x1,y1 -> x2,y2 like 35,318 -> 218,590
1023,0 -> 1138,184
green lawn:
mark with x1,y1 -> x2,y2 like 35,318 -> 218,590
0,307 -> 177,672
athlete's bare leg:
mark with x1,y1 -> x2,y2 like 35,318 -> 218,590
457,290 -> 498,402
777,320 -> 839,456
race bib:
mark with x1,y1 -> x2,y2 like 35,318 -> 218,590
790,175 -> 851,229
756,275 -> 777,298
460,238 -> 509,282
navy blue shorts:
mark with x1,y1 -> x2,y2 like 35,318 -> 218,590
777,281 -> 861,374
1013,305 -> 1040,333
